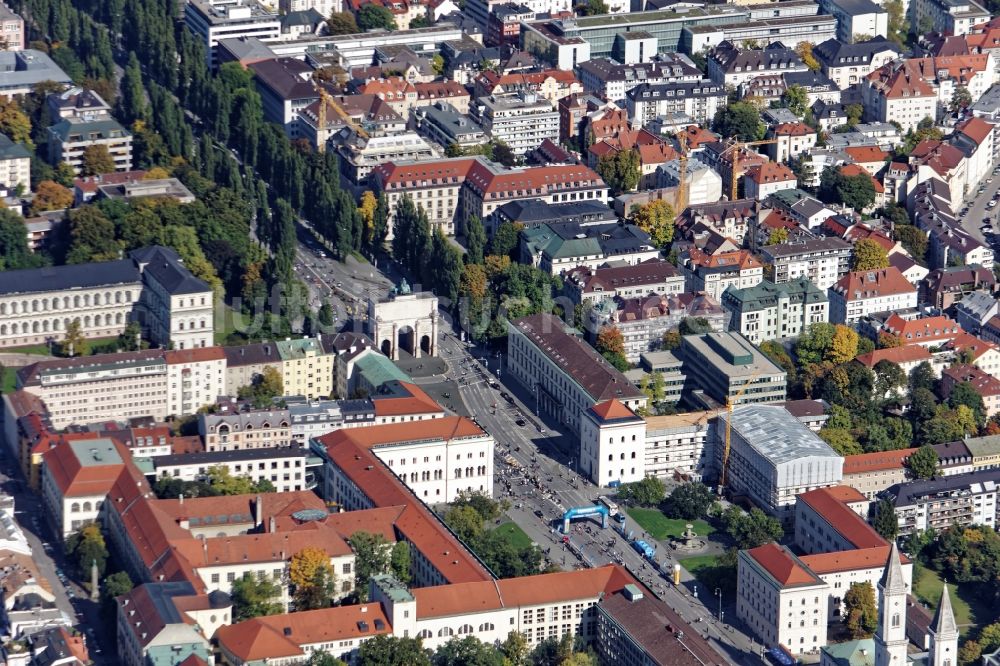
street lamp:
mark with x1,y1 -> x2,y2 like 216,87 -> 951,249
693,585 -> 698,599
715,587 -> 722,621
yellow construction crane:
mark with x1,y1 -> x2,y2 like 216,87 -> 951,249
317,88 -> 369,151
723,137 -> 780,201
718,366 -> 764,495
674,131 -> 689,214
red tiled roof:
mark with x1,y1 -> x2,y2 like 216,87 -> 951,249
855,344 -> 932,368
164,347 -> 227,364
43,439 -> 128,497
843,448 -> 918,474
844,146 -> 890,164
798,486 -> 886,549
371,158 -> 477,188
803,545 -> 907,574
832,266 -> 915,300
372,382 -> 443,417
746,162 -> 796,185
322,416 -> 484,450
883,314 -> 962,342
956,116 -> 994,146
840,164 -> 884,193
589,399 -> 638,421
772,122 -> 813,136
745,543 -> 824,587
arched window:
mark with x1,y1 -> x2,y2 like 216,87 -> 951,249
93,293 -> 101,306
82,502 -> 92,512
478,623 -> 494,632
32,321 -> 39,333
83,294 -> 90,307
54,319 -> 61,331
0,303 -> 6,315
73,296 -> 80,308
115,291 -> 122,303
50,298 -> 57,311
201,319 -> 206,328
84,316 -> 91,328
42,320 -> 49,332
70,503 -> 80,512
116,313 -> 123,324
438,627 -> 453,637
63,296 -> 69,309
458,624 -> 473,635
418,630 -> 432,639
1,325 -> 7,336
105,291 -> 112,304
179,321 -> 184,330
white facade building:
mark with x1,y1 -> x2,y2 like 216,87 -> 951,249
184,0 -> 281,66
472,93 -> 560,156
579,400 -> 647,486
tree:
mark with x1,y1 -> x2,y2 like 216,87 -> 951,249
950,85 -> 973,113
828,325 -> 860,364
390,541 -> 411,583
530,635 -> 574,666
62,318 -> 86,357
500,631 -> 529,666
578,0 -> 609,14
117,320 -> 143,351
844,582 -> 879,638
795,41 -> 820,71
949,381 -> 986,427
781,84 -> 808,117
237,366 -> 283,408
80,144 -> 116,177
357,4 -> 397,31
349,531 -> 391,598
959,640 -> 983,666
662,482 -> 714,519
679,317 -> 714,335
205,465 -> 262,495
872,498 -> 899,541
465,215 -> 486,265
617,476 -> 666,507
910,362 -> 937,393
290,547 -> 336,611
0,98 -> 31,147
359,190 -> 378,246
631,200 -> 675,248
117,52 -> 148,125
231,573 -> 282,621
433,637 -> 504,666
327,11 -> 359,35
873,360 -> 906,400
308,651 -> 348,666
907,445 -> 939,480
819,427 -> 863,455
596,149 -> 640,196
431,54 -> 445,76
357,635 -> 431,666
488,221 -> 520,259
68,523 -> 108,578
852,238 -> 890,271
66,205 -> 119,263
713,102 -> 764,141
724,507 -> 783,549
103,570 -> 133,603
596,326 -> 629,371
491,140 -> 516,167
895,225 -> 927,264
31,180 -> 73,215
795,322 -> 836,364
0,208 -> 42,270
766,228 -> 789,245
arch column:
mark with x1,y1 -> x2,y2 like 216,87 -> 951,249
391,323 -> 398,360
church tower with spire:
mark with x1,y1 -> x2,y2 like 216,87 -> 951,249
875,542 -> 909,666
928,585 -> 959,666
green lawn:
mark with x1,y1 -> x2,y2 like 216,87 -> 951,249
912,565 -> 984,634
2,342 -> 54,355
626,507 -> 715,541
678,554 -> 720,578
678,553 -> 736,595
490,521 -> 534,550
215,304 -> 245,345
3,336 -> 119,356
1,366 -> 17,393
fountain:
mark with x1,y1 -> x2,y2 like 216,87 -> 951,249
671,523 -> 706,551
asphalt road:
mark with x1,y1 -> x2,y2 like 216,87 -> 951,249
957,163 -> 1000,248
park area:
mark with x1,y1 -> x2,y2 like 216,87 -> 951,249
490,520 -> 534,550
626,507 -> 715,541
912,565 -> 985,634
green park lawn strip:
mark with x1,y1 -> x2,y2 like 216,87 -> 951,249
1,366 -> 17,393
678,554 -> 720,582
626,507 -> 715,541
490,521 -> 534,550
912,565 -> 982,633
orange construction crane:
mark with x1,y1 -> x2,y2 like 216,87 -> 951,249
718,366 -> 764,495
722,137 -> 779,201
317,88 -> 369,151
675,132 -> 690,214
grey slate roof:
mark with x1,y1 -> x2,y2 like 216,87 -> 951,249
721,404 -> 839,465
0,133 -> 29,161
0,259 -> 140,296
130,246 -> 211,295
47,116 -> 129,142
813,36 -> 903,67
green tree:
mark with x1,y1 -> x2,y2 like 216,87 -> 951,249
795,322 -> 836,364
231,573 -> 282,621
117,52 -> 149,125
873,359 -> 906,400
500,631 -> 529,666
844,582 -> 879,638
465,214 -> 486,265
488,222 -> 521,258
578,0 -> 609,14
950,86 -> 973,113
819,427 -> 863,455
357,4 -> 397,31
431,54 -> 445,76
530,635 -> 573,666
781,84 -> 808,117
205,466 -> 257,495
662,482 -> 714,519
910,362 -> 937,393
102,570 -> 133,604
0,208 -> 42,270
679,317 -> 714,335
766,228 -> 789,245
907,445 -> 939,479
596,149 -> 640,196
308,651 -> 348,666
724,507 -> 783,549
895,225 -> 927,264
117,320 -> 143,351
390,541 -> 411,583
713,102 -> 764,141
80,144 -> 117,176
949,381 -> 986,427
433,637 -> 504,666
66,205 -> 119,264
326,12 -> 359,35
617,476 -> 666,507
237,366 -> 283,408
871,498 -> 899,541
630,200 -> 675,248
357,635 -> 431,666
596,325 -> 629,371
852,238 -> 890,270
349,531 -> 391,599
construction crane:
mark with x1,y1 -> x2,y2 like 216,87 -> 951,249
718,366 -> 764,495
722,137 -> 780,202
317,87 -> 369,151
674,131 -> 690,214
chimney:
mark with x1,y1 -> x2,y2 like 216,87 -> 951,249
269,516 -> 276,533
255,495 -> 263,528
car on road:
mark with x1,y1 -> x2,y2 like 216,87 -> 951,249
989,201 -> 997,209
534,510 -> 544,518
515,418 -> 526,427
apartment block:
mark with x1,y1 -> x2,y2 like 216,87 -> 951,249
184,0 -> 281,66
721,278 -> 829,345
276,337 -> 334,401
828,266 -> 919,325
677,332 -> 787,408
199,409 -> 292,452
759,237 -> 852,291
150,446 -> 315,493
471,92 -> 560,156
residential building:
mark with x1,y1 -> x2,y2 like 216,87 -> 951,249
320,416 -> 494,503
625,80 -> 725,129
0,3 -> 23,51
716,404 -> 842,522
183,0 -> 281,67
248,57 -> 324,138
18,351 -> 170,429
677,333 -> 787,409
880,314 -> 963,348
0,50 -> 71,98
744,162 -> 797,201
563,259 -> 685,304
520,221 -> 660,275
413,102 -> 487,151
759,237 -> 853,291
922,264 -> 997,310
471,92 -> 560,156
957,291 -> 1000,333
223,342 -> 283,396
507,313 -> 647,435
676,198 -> 761,246
681,249 -> 765,301
47,115 -> 132,175
828,266 -> 919,325
495,199 -> 617,230
707,41 -> 808,88
298,94 -> 406,153
0,133 -> 29,191
721,278 -> 829,345
842,449 -> 918,499
887,467 -> 1000,534
277,337 -> 334,400
164,347 -> 226,418
41,438 -> 125,537
336,130 -> 439,189
941,364 -> 1000,417
150,446 -> 315,493
474,68 -> 583,105
768,122 -> 818,163
914,0 -> 990,36
577,57 -> 701,107
862,60 -> 939,133
199,409 -> 292,452
817,0 -> 887,43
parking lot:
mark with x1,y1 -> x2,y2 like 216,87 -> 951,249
957,162 -> 1000,251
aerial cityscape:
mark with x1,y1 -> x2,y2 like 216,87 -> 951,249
2,0 -> 1000,664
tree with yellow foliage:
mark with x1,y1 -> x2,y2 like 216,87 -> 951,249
796,42 -> 821,72
0,98 -> 32,148
31,180 -> 73,215
289,547 -> 336,611
358,190 -> 377,245
631,199 -> 675,249
828,325 -> 860,364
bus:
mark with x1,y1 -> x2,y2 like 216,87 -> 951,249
597,496 -> 619,517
